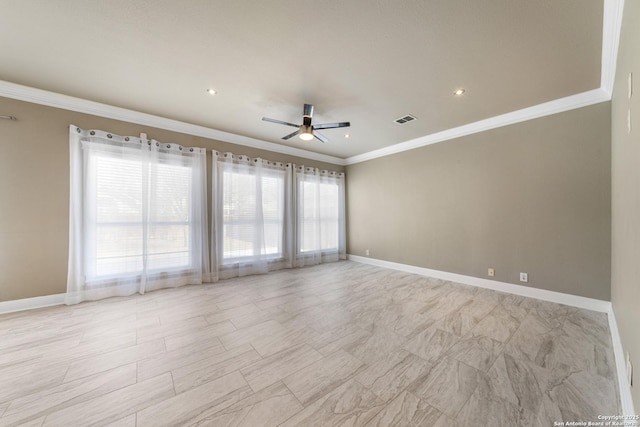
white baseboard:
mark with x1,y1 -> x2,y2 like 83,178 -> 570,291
608,307 -> 637,421
0,293 -> 66,315
348,255 -> 611,312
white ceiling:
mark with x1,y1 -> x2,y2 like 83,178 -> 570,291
0,1 -> 605,160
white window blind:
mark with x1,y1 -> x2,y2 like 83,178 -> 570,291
299,180 -> 339,252
222,168 -> 285,261
90,155 -> 193,278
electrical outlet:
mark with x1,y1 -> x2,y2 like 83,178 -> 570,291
488,268 -> 495,277
365,249 -> 370,256
519,272 -> 528,283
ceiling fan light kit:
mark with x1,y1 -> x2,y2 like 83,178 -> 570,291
262,103 -> 350,143
299,124 -> 314,140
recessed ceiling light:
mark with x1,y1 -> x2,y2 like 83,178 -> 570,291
344,134 -> 350,138
454,88 -> 465,96
206,88 -> 217,95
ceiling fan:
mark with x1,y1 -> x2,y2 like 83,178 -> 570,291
262,104 -> 350,143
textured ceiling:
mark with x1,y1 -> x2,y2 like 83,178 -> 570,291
0,0 -> 603,159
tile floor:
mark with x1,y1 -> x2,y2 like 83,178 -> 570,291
0,261 -> 620,426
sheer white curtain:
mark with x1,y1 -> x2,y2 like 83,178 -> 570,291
67,126 -> 209,304
211,152 -> 292,280
293,166 -> 346,267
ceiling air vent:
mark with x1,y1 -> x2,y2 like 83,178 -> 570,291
394,114 -> 417,125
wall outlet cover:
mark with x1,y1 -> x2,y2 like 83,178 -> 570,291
519,272 -> 528,283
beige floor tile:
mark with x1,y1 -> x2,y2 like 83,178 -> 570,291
136,371 -> 251,427
1,364 -> 136,427
64,339 -> 166,382
279,379 -> 386,427
408,356 -> 483,418
136,339 -> 226,381
219,320 -> 285,350
163,320 -> 235,352
283,349 -> 364,405
42,373 -> 174,426
103,414 -> 136,427
250,323 -> 320,357
404,325 -> 459,362
0,335 -> 82,370
241,344 -> 324,392
190,381 -> 303,427
344,325 -> 408,365
364,390 -> 446,427
355,349 -> 430,402
0,362 -> 68,405
204,303 -> 263,326
308,323 -> 371,356
446,333 -> 504,372
456,385 -> 525,427
15,416 -> 45,427
136,315 -> 209,343
171,344 -> 262,393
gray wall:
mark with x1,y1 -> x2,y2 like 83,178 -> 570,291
611,0 -> 640,408
0,96 -> 343,302
347,102 -> 611,300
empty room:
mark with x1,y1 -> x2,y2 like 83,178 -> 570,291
0,1 -> 638,426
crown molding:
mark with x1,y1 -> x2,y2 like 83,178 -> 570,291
601,0 -> 625,97
345,88 -> 610,165
0,80 -> 346,166
0,0 -> 624,167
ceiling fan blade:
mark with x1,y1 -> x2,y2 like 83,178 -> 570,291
262,117 -> 300,128
313,131 -> 329,143
282,129 -> 302,140
313,121 -> 351,130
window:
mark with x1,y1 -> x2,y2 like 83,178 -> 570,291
299,180 -> 340,252
67,126 -> 208,303
293,166 -> 346,267
88,153 -> 194,279
222,167 -> 285,261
